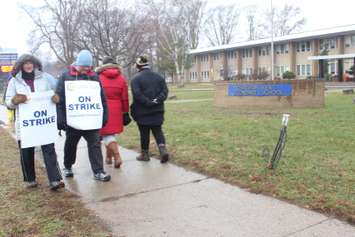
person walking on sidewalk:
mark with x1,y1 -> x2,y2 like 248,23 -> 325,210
96,56 -> 130,168
4,54 -> 64,190
56,50 -> 111,182
130,56 -> 169,163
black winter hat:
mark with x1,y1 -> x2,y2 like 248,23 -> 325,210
102,56 -> 117,65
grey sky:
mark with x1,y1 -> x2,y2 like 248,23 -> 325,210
1,0 -> 355,54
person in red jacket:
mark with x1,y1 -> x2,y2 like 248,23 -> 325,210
96,56 -> 130,168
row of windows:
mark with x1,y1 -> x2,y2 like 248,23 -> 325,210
200,55 -> 209,62
242,48 -> 253,58
296,64 -> 312,76
258,46 -> 270,56
195,36 -> 349,63
242,68 -> 254,75
275,65 -> 289,77
227,51 -> 237,59
296,41 -> 311,52
190,71 -> 210,80
276,44 -> 289,54
320,38 -> 336,51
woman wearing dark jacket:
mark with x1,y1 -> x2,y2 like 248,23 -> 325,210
5,54 -> 64,190
130,56 -> 169,163
96,56 -> 129,168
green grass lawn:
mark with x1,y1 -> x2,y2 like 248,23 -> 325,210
0,130 -> 111,237
120,87 -> 355,224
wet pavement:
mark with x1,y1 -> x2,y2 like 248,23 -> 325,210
53,135 -> 355,237
1,105 -> 354,237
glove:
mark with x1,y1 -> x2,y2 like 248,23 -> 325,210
11,94 -> 27,105
57,121 -> 67,131
56,109 -> 67,131
123,113 -> 132,126
152,98 -> 158,104
51,94 -> 60,104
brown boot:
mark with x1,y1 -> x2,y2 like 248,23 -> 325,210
136,150 -> 150,161
105,145 -> 113,165
108,141 -> 122,168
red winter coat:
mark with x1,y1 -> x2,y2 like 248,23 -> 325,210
97,64 -> 129,135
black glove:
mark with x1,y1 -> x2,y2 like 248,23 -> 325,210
56,106 -> 66,131
57,120 -> 67,131
123,113 -> 131,126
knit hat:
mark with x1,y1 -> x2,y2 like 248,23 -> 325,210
75,50 -> 93,67
136,55 -> 149,66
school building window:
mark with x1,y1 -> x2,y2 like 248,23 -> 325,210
275,65 -> 288,77
296,41 -> 311,52
351,35 -> 355,46
200,55 -> 208,62
276,44 -> 289,54
242,48 -> 252,58
320,38 -> 336,50
296,64 -> 312,76
227,51 -> 237,59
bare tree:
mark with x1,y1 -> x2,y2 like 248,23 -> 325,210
260,4 -> 306,38
204,5 -> 240,46
143,0 -> 205,85
245,5 -> 261,41
22,0 -> 86,65
77,0 -> 152,68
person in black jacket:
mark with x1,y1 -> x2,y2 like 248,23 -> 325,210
56,50 -> 111,181
130,56 -> 169,163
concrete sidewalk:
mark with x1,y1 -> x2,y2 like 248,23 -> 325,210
53,136 -> 354,237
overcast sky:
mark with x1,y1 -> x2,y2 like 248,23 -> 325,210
1,0 -> 355,54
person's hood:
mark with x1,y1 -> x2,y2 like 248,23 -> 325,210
96,64 -> 121,78
12,54 -> 42,77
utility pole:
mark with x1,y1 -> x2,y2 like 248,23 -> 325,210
271,0 -> 274,80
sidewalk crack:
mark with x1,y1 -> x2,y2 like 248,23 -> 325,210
97,177 -> 210,203
281,217 -> 331,237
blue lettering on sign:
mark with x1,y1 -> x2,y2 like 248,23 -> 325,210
228,84 -> 292,96
68,103 -> 101,111
78,96 -> 91,102
23,110 -> 55,127
68,96 -> 101,111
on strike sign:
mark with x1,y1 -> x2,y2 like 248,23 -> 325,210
19,91 -> 58,148
65,80 -> 103,130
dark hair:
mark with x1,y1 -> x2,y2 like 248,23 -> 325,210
102,56 -> 117,65
12,54 -> 42,77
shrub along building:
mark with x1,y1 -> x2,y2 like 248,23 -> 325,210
188,25 -> 355,82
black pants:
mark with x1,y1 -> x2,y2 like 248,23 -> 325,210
138,125 -> 166,150
64,127 -> 104,174
19,142 -> 62,183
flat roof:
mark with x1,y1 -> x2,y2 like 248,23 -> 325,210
308,53 -> 355,60
190,24 -> 355,55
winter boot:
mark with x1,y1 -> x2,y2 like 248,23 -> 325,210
105,145 -> 113,165
108,141 -> 122,168
136,150 -> 150,161
158,144 -> 169,163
